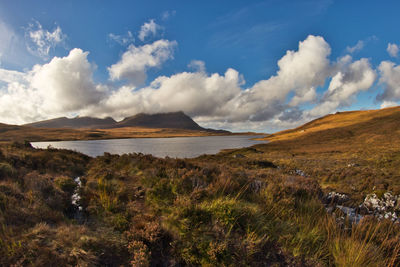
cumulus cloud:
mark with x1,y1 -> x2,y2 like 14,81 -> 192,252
0,48 -> 104,124
346,40 -> 364,53
82,67 -> 243,120
387,43 -> 399,58
138,19 -> 161,41
25,21 -> 66,59
30,48 -> 104,112
108,31 -> 134,46
225,35 -> 332,122
308,57 -> 376,118
43,35 -> 380,130
377,61 -> 400,103
87,35 -> 337,125
0,34 -> 383,132
108,39 -> 177,86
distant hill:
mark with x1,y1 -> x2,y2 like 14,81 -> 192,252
24,116 -> 116,129
265,106 -> 400,144
0,123 -> 22,133
23,112 -> 229,133
108,112 -> 205,130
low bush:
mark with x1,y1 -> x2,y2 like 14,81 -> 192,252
0,162 -> 15,178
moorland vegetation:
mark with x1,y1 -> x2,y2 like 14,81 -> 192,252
1,107 -> 400,266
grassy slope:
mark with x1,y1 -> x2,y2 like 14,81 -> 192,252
265,106 -> 400,145
245,106 -> 400,201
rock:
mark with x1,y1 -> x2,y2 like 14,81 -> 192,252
233,154 -> 245,159
383,192 -> 396,208
326,191 -> 400,226
295,169 -> 306,177
347,163 -> 360,167
360,192 -> 400,223
323,191 -> 350,205
363,193 -> 381,211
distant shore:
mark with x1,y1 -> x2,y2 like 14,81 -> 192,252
0,125 -> 264,143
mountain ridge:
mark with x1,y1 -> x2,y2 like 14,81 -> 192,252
108,111 -> 205,131
23,111 -> 228,133
24,116 -> 116,129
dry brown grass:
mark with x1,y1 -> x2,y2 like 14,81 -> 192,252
2,106 -> 400,266
264,106 -> 400,143
237,106 -> 400,201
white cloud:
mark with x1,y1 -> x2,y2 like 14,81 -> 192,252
86,35 -> 334,126
138,19 -> 161,41
108,39 -> 177,86
346,40 -> 364,53
188,60 -> 206,73
108,31 -> 134,46
0,34 -> 383,132
30,48 -> 104,112
377,61 -> 400,102
308,57 -> 376,118
381,101 -> 398,109
225,35 -> 332,122
82,68 -> 243,120
387,43 -> 399,58
0,48 -> 104,124
0,80 -> 44,124
0,68 -> 26,84
78,35 -> 378,131
25,21 -> 66,59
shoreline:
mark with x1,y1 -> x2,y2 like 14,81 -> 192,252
0,125 -> 264,143
30,134 -> 267,158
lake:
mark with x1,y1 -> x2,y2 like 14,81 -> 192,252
31,135 -> 266,158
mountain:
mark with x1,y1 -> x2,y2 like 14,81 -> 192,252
24,112 -> 229,133
24,116 -> 116,129
109,111 -> 205,130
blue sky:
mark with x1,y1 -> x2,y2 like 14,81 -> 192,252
0,0 -> 399,132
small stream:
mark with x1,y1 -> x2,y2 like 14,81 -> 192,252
71,177 -> 84,222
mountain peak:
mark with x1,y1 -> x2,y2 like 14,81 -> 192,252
113,111 -> 204,130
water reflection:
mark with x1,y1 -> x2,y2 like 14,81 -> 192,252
32,135 -> 266,158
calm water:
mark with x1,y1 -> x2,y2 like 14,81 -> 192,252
31,135 -> 266,158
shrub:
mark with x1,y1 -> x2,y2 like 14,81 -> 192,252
202,198 -> 257,230
109,213 -> 130,232
0,162 -> 15,178
147,178 -> 176,207
55,176 -> 77,194
331,238 -> 385,266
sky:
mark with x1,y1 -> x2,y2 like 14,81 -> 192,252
0,0 -> 400,132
